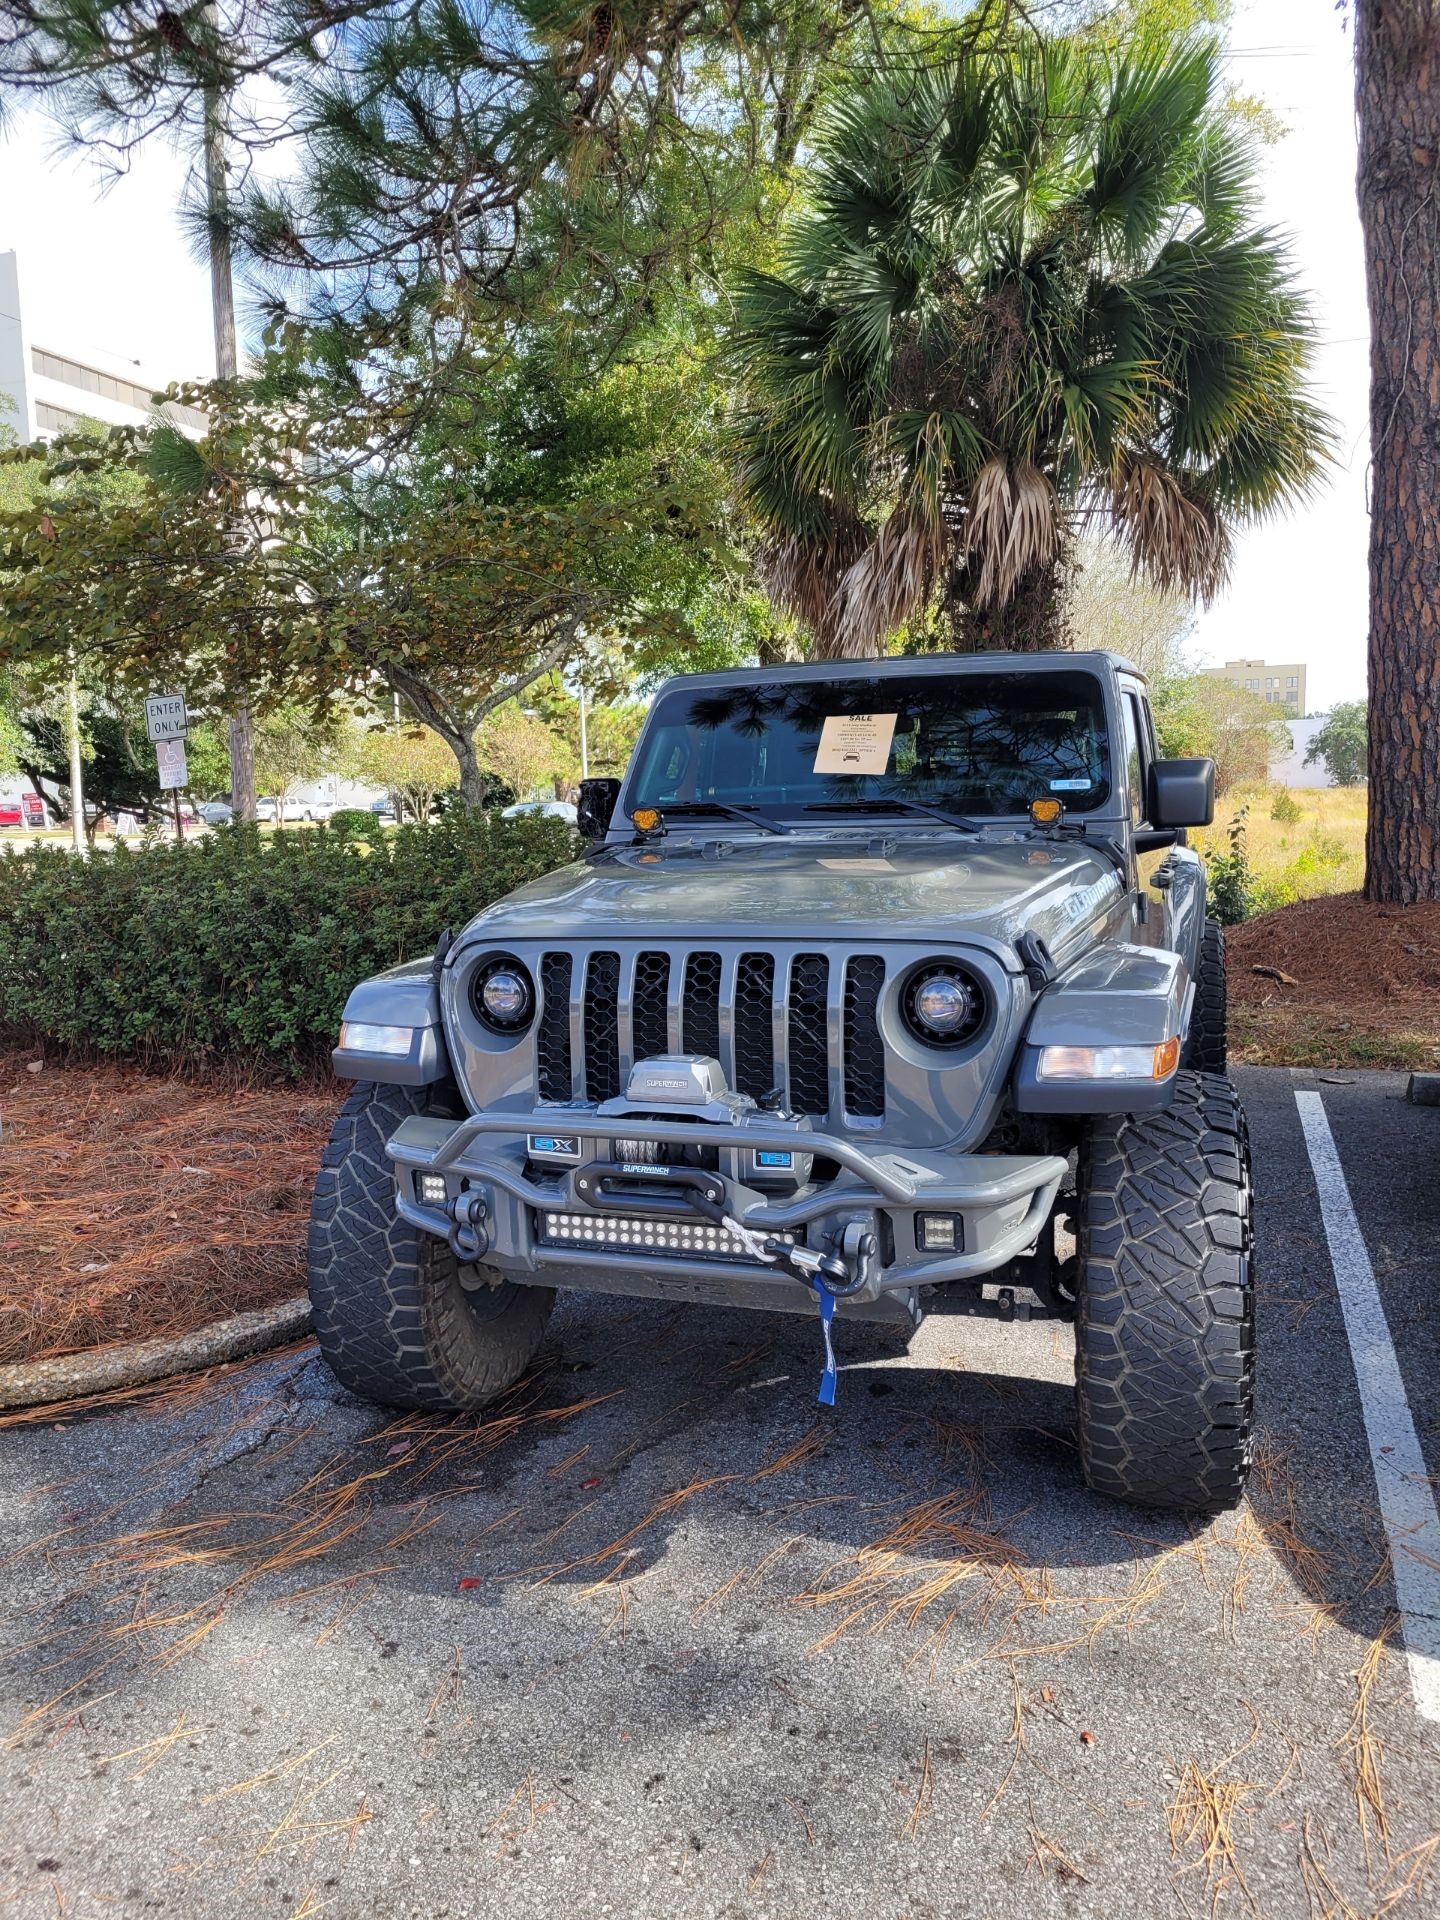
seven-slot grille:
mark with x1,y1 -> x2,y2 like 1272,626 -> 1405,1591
533,946 -> 888,1123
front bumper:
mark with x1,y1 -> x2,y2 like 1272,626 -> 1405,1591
384,1105 -> 1067,1319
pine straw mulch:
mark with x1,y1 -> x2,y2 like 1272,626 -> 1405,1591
1227,893 -> 1440,1071
0,1047 -> 341,1367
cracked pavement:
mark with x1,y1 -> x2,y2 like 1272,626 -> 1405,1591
1,1066 -> 1438,1919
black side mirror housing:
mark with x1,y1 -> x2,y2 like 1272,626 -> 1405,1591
1149,758 -> 1216,829
577,776 -> 621,841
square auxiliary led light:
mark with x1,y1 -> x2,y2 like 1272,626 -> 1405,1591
916,1213 -> 961,1252
418,1174 -> 448,1207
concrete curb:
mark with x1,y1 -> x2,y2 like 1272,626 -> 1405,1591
0,1297 -> 314,1410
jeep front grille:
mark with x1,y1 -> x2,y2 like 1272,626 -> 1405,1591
582,950 -> 621,1102
535,945 -> 888,1124
843,955 -> 887,1118
537,952 -> 573,1102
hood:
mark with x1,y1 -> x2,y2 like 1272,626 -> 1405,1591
461,833 -> 1126,965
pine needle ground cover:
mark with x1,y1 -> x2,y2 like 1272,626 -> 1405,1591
1228,895 -> 1440,1070
0,1046 -> 340,1366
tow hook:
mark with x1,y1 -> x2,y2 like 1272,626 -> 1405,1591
446,1191 -> 489,1264
684,1188 -> 875,1407
769,1232 -> 877,1410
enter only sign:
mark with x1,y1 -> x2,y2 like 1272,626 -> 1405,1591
144,693 -> 188,742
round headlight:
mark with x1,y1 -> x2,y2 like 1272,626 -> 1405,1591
914,974 -> 973,1035
470,954 -> 535,1034
901,962 -> 985,1049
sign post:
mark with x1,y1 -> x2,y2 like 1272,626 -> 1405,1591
147,695 -> 189,842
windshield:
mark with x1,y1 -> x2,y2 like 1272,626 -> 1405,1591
625,669 -> 1113,821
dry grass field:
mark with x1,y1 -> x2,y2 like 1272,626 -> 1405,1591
1193,782 -> 1367,911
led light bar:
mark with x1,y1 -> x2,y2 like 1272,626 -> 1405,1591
541,1214 -> 797,1262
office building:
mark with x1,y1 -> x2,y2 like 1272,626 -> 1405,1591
1197,655 -> 1308,713
0,249 -> 206,445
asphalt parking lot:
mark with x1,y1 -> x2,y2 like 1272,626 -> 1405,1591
2,1066 -> 1438,1920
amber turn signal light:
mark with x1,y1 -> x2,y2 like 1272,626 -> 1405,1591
1152,1035 -> 1181,1079
1029,797 -> 1063,826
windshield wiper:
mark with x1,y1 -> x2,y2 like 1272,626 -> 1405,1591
639,801 -> 792,837
801,799 -> 984,834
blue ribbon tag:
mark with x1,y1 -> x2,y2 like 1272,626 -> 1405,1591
815,1285 -> 837,1407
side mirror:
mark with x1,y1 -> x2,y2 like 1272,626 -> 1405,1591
1149,758 -> 1215,829
576,776 -> 621,841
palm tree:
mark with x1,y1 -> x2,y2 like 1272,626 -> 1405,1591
730,32 -> 1333,657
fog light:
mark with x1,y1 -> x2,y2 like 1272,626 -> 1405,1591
917,1213 -> 960,1252
418,1173 -> 448,1206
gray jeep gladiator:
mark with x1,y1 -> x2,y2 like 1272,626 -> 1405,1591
309,651 -> 1252,1513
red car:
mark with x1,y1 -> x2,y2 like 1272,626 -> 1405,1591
0,793 -> 46,829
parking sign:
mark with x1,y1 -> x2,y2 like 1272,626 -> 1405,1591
155,738 -> 188,790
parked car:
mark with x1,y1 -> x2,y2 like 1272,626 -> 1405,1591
299,798 -> 337,822
370,795 -> 397,820
198,801 -> 234,826
0,800 -> 23,829
313,648 -> 1247,1518
501,799 -> 579,825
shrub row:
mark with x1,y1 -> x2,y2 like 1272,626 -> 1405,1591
0,812 -> 573,1075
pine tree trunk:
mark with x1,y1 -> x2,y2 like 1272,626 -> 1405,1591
1356,0 -> 1440,903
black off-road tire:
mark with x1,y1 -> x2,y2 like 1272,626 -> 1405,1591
1074,1071 -> 1255,1514
308,1080 -> 554,1411
1184,919 -> 1228,1074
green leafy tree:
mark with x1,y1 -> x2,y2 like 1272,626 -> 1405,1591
18,699 -> 168,826
183,718 -> 235,801
349,723 -> 460,822
253,703 -> 339,816
729,29 -> 1331,656
475,704 -> 576,803
1304,700 -> 1367,789
1152,675 -> 1290,794
0,355 -> 747,807
218,1 -> 908,360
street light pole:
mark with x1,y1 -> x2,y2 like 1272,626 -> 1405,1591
65,659 -> 86,858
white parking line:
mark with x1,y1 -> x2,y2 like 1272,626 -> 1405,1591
1295,1091 -> 1440,1722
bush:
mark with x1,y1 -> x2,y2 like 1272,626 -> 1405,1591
330,808 -> 380,836
1270,788 -> 1302,827
0,811 -> 573,1076
1205,805 -> 1255,925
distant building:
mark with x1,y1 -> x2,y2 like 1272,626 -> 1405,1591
1267,716 -> 1332,789
0,250 -> 206,445
1198,655 -> 1307,714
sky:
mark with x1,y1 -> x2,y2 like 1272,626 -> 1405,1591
0,0 -> 1370,710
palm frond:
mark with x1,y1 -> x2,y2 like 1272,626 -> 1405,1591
725,21 -> 1333,651
829,500 -> 941,657
966,457 -> 1061,607
760,511 -> 871,654
1088,35 -> 1217,263
1107,452 -> 1230,600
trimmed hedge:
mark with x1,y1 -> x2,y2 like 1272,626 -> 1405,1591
0,812 -> 573,1075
